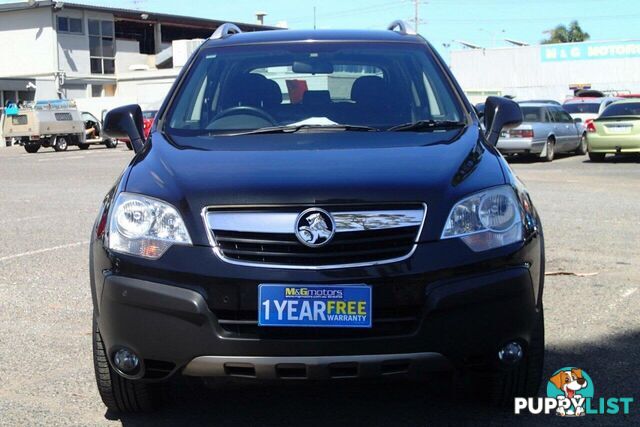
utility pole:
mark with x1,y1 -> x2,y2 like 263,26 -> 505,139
409,0 -> 424,33
313,6 -> 317,30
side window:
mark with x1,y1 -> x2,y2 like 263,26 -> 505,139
550,108 -> 562,123
560,111 -> 573,123
422,73 -> 442,117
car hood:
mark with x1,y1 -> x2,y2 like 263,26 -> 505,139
125,125 -> 506,244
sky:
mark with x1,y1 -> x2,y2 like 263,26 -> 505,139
3,0 -> 640,58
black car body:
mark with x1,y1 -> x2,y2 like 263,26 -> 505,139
91,23 -> 544,412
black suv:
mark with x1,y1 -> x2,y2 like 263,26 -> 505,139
91,21 -> 544,412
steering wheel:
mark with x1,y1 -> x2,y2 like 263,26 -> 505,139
210,106 -> 277,127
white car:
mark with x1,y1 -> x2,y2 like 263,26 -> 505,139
563,97 -> 621,123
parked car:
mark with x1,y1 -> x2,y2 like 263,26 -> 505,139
92,21 -> 544,413
123,109 -> 158,150
586,99 -> 640,161
3,99 -> 86,153
563,96 -> 620,124
81,111 -> 118,149
497,103 -> 586,161
142,110 -> 157,139
517,99 -> 561,106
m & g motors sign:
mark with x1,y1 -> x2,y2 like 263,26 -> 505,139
541,40 -> 640,62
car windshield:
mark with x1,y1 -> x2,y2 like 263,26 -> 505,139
520,106 -> 543,122
165,42 -> 464,136
600,102 -> 640,117
563,103 -> 599,114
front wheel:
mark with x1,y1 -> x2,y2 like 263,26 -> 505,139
574,134 -> 587,155
589,152 -> 606,162
93,315 -> 158,413
104,138 -> 118,149
24,145 -> 40,153
53,136 -> 68,152
455,309 -> 545,406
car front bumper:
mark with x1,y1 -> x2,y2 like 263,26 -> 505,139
93,236 -> 542,381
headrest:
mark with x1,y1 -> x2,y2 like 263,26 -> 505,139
226,73 -> 282,108
351,76 -> 387,103
262,79 -> 283,107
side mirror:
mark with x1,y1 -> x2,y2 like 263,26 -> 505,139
103,104 -> 145,153
483,96 -> 522,146
573,117 -> 582,123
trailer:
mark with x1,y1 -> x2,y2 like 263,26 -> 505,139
3,100 -> 117,153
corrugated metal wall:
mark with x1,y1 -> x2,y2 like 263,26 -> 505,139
450,43 -> 640,103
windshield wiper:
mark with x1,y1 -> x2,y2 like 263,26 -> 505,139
222,124 -> 379,136
387,120 -> 466,132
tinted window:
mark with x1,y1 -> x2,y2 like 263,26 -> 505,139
521,107 -> 543,122
601,102 -> 640,117
166,43 -> 463,135
563,103 -> 599,114
559,110 -> 573,122
549,108 -> 563,122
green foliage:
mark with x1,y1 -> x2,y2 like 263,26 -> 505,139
542,21 -> 590,44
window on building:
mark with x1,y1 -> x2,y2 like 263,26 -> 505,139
57,16 -> 83,34
89,19 -> 115,75
91,85 -> 103,97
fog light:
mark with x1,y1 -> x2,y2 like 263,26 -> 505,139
113,348 -> 140,373
498,341 -> 523,365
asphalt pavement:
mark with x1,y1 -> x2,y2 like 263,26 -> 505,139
0,145 -> 638,426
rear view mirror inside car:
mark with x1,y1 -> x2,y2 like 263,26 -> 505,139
292,60 -> 334,74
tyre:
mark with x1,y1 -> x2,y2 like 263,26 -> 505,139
93,315 -> 157,413
78,143 -> 90,150
104,138 -> 118,149
24,145 -> 40,153
125,141 -> 133,150
588,152 -> 606,162
574,134 -> 587,155
53,136 -> 68,152
455,309 -> 545,407
542,138 -> 555,162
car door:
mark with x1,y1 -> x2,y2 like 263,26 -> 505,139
82,112 -> 101,139
559,109 -> 580,151
549,107 -> 566,149
550,107 -> 572,151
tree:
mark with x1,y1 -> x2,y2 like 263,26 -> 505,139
542,21 -> 590,44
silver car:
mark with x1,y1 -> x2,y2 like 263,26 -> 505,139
497,103 -> 587,162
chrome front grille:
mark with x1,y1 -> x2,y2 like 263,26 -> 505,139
203,205 -> 426,269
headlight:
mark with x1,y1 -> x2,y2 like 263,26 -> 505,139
441,186 -> 523,251
108,193 -> 192,259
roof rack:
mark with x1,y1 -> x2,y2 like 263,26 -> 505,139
210,23 -> 242,40
387,20 -> 416,35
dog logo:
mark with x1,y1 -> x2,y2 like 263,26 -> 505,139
295,208 -> 335,247
547,367 -> 593,417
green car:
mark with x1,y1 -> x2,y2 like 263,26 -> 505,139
586,99 -> 640,162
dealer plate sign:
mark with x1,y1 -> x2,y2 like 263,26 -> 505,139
258,284 -> 372,328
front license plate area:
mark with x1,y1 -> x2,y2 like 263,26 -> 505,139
258,284 -> 372,328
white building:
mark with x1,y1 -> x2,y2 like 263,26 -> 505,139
450,39 -> 640,104
0,0 -> 275,108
